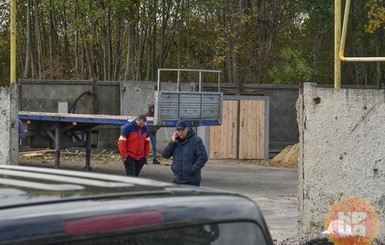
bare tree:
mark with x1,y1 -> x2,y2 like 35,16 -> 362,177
23,0 -> 32,79
33,0 -> 43,78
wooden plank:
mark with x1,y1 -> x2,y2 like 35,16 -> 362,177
209,100 -> 238,159
210,124 -> 221,158
239,101 -> 251,159
256,101 -> 265,158
223,100 -> 238,158
239,100 -> 265,159
20,149 -> 55,157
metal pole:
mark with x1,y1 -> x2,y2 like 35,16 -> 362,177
339,0 -> 385,62
10,0 -> 16,84
84,129 -> 92,171
177,70 -> 180,91
55,125 -> 61,168
335,0 -> 341,89
157,69 -> 161,91
340,0 -> 351,59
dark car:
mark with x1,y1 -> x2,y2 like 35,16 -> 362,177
0,164 -> 273,245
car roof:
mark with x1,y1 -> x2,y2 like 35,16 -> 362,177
0,164 -> 174,207
0,165 -> 273,245
0,164 -> 261,213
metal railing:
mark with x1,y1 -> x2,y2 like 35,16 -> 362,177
157,68 -> 221,92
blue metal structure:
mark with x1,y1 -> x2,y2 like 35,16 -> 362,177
19,111 -> 138,126
18,110 -> 221,170
19,111 -> 146,170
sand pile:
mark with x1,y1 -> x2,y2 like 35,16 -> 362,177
270,144 -> 299,168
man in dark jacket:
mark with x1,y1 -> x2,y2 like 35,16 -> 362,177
162,120 -> 208,186
117,115 -> 150,177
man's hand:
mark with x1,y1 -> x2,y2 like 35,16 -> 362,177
171,131 -> 178,142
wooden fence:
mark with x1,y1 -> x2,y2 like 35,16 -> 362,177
209,96 -> 269,160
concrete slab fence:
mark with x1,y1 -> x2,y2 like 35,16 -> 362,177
298,83 -> 385,243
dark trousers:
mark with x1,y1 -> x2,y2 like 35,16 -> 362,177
123,157 -> 146,176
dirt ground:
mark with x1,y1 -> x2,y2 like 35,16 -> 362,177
19,143 -> 299,171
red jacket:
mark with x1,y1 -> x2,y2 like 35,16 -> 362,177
118,120 -> 150,160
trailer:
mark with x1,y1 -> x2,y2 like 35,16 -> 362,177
19,111 -> 135,170
19,69 -> 223,170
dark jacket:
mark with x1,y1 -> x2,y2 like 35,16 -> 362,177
145,103 -> 160,135
162,129 -> 208,184
18,120 -> 26,139
117,120 -> 150,160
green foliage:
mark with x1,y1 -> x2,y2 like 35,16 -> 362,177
0,0 -> 381,85
268,48 -> 313,85
0,37 -> 10,86
366,0 -> 385,33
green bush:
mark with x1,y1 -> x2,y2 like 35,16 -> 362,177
268,48 -> 313,84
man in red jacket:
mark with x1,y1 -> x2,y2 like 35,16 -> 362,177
117,114 -> 150,176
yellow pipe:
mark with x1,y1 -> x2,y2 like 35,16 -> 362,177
10,0 -> 16,84
340,56 -> 385,62
339,0 -> 350,59
335,0 -> 341,89
339,0 -> 385,62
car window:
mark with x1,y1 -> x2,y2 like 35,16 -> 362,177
58,221 -> 268,245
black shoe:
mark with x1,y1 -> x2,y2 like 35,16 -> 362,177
153,159 -> 161,164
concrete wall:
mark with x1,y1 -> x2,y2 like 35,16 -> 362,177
20,80 -> 121,149
268,88 -> 299,152
20,80 -> 120,114
0,84 -> 19,164
120,80 -> 196,116
120,80 -> 197,151
298,83 -> 385,242
19,80 -> 299,153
